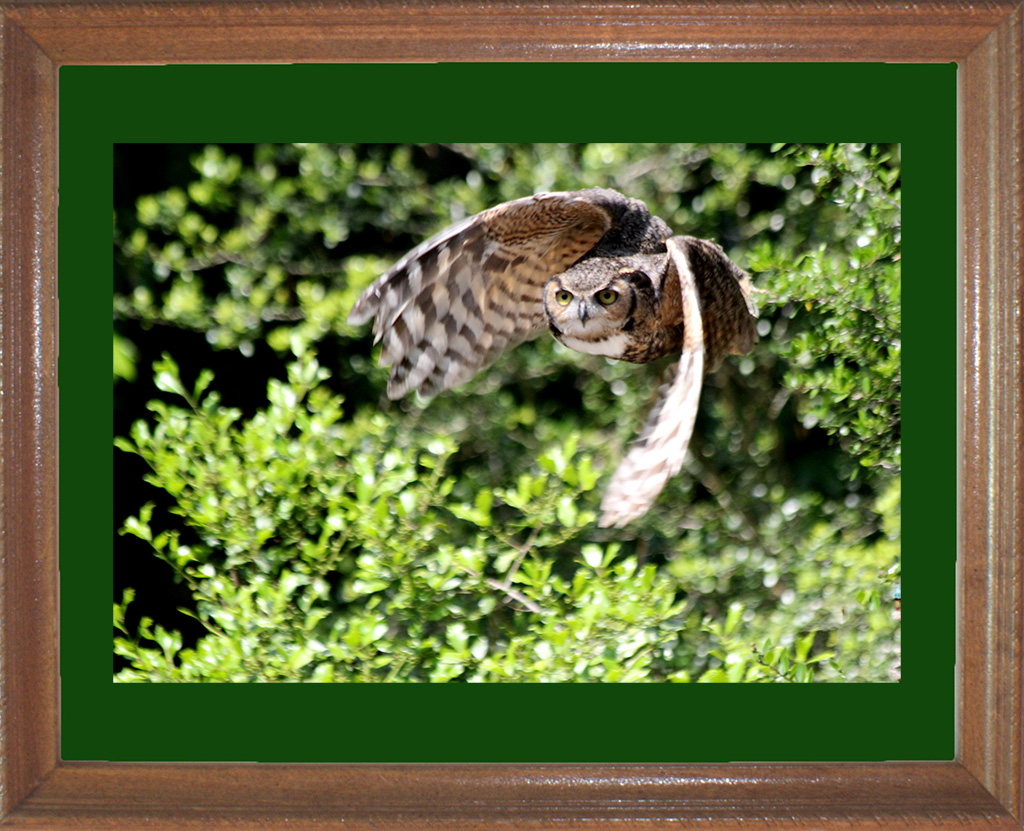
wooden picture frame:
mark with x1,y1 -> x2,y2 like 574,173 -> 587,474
1,2 -> 1021,827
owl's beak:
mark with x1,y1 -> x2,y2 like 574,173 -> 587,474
578,303 -> 589,325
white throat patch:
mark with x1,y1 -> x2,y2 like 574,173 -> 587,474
558,331 -> 630,359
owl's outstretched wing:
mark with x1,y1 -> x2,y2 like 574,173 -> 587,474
598,237 -> 707,528
348,191 -> 614,399
683,237 -> 758,369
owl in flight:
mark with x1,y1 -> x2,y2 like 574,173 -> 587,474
348,188 -> 758,527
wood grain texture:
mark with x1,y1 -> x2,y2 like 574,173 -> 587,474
0,8 -> 60,819
0,1 -> 1022,828
6,762 -> 1018,828
0,0 -> 1014,63
960,4 -> 1024,821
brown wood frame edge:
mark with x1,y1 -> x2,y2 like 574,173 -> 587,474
1,1 -> 1021,828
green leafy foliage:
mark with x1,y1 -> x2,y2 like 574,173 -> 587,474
114,143 -> 900,682
749,144 -> 901,472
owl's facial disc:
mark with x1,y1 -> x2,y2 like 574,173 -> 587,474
577,284 -> 621,325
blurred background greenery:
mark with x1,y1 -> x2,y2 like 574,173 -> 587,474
113,143 -> 900,682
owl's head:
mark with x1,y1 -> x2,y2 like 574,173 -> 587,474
542,255 -> 662,358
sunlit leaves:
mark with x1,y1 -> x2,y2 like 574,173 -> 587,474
753,144 -> 901,473
114,143 -> 901,683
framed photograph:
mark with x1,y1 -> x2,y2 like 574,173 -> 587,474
2,2 -> 1021,827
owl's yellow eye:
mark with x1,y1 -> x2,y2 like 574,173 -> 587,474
596,289 -> 619,306
555,290 -> 573,306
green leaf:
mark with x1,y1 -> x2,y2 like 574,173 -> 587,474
581,545 -> 603,570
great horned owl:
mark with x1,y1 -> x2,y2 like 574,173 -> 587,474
348,187 -> 758,527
